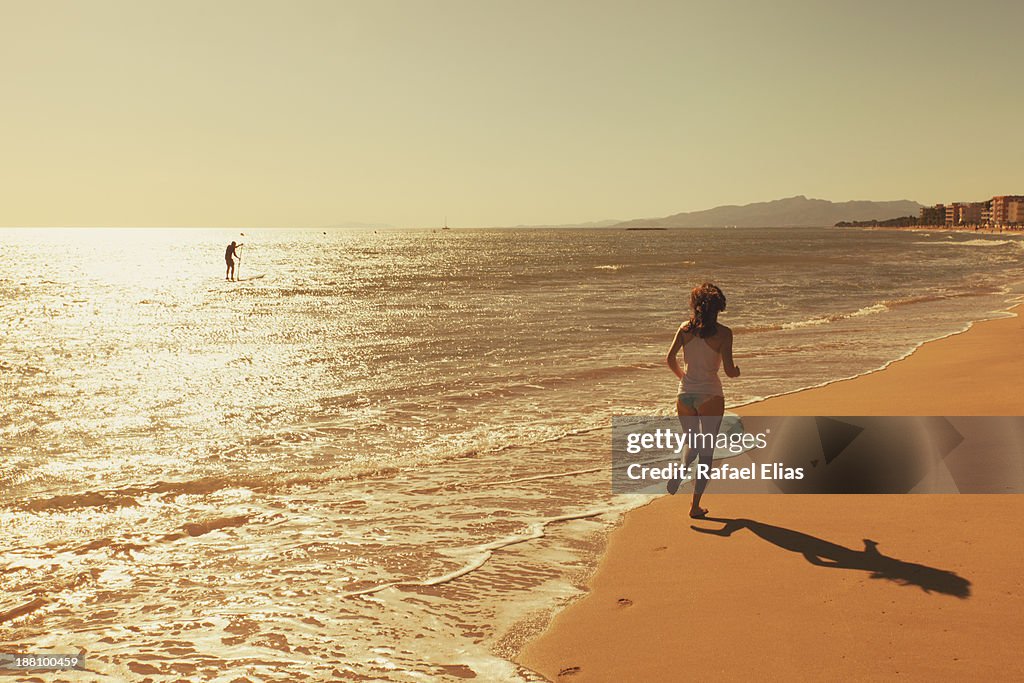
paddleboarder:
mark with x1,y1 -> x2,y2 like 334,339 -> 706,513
225,240 -> 244,281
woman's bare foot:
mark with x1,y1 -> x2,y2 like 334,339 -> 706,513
689,505 -> 709,519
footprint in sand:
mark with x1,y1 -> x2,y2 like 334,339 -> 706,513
653,546 -> 668,551
617,598 -> 633,607
558,666 -> 581,677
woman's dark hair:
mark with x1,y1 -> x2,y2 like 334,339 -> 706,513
684,282 -> 726,338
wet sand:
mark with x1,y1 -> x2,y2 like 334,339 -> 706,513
518,306 -> 1024,681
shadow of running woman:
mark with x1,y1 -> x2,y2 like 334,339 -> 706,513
692,518 -> 971,598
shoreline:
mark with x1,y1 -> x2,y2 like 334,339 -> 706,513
858,224 -> 1024,236
516,304 -> 1024,681
730,297 -> 1020,413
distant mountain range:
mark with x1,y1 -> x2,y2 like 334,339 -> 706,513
490,219 -> 623,229
613,195 -> 922,228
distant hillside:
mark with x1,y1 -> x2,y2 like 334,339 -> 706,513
490,219 -> 622,229
614,196 -> 922,228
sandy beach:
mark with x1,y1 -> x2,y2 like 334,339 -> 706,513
864,225 -> 1024,237
518,306 -> 1024,681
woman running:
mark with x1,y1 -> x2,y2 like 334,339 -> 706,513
666,282 -> 740,518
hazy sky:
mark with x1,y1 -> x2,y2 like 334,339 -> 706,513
2,0 -> 1022,227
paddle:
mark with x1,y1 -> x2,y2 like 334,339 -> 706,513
237,233 -> 246,280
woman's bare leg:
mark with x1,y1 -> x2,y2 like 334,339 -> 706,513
676,397 -> 697,466
667,398 -> 698,495
690,396 -> 725,517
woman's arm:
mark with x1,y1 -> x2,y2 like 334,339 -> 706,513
721,327 -> 741,378
666,326 -> 686,380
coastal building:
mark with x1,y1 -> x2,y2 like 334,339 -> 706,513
919,204 -> 945,226
961,202 -> 985,225
1009,200 -> 1024,226
991,195 -> 1024,226
918,196 -> 1022,228
945,203 -> 964,226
